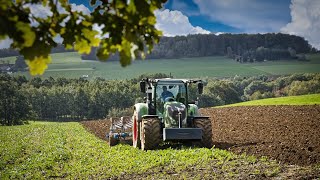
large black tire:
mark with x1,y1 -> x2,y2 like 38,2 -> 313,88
132,113 -> 141,148
141,118 -> 161,150
109,135 -> 119,146
194,119 -> 213,148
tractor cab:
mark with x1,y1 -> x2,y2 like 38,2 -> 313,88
154,80 -> 187,127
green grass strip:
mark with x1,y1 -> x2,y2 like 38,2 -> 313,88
220,93 -> 320,107
0,121 -> 281,179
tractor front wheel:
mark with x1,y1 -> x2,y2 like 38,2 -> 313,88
109,135 -> 119,146
193,119 -> 213,148
141,118 -> 161,150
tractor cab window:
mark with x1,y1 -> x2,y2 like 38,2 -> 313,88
155,83 -> 187,113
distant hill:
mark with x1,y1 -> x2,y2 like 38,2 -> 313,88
82,33 -> 314,61
0,44 -> 74,58
1,33 -> 317,62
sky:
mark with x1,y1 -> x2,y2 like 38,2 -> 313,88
0,0 -> 319,49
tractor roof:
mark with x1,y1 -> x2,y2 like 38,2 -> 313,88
156,78 -> 187,83
154,78 -> 202,84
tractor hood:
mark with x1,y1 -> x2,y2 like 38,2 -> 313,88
163,101 -> 187,128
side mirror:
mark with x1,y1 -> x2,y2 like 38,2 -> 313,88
198,82 -> 203,94
140,81 -> 146,93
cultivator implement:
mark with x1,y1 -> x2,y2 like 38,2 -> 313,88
106,116 -> 133,146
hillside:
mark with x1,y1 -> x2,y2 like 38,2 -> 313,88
1,33 -> 312,60
81,33 -> 312,60
221,93 -> 320,107
1,52 -> 320,79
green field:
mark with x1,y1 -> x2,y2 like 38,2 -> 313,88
220,93 -> 320,107
1,53 -> 320,79
0,121 -> 284,179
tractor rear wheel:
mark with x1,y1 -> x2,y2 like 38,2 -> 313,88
141,118 -> 161,150
132,113 -> 141,148
193,119 -> 213,148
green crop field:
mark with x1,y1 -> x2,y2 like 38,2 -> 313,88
0,121 -> 285,179
1,52 -> 320,79
220,93 -> 320,107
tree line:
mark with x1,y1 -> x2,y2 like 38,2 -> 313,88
82,33 -> 318,61
0,44 -> 74,58
1,33 -> 317,66
196,73 -> 320,107
1,73 -> 320,125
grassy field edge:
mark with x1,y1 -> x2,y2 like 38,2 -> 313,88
218,93 -> 320,107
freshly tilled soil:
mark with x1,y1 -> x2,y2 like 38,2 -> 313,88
200,105 -> 320,166
81,105 -> 320,166
81,119 -> 111,140
81,118 -> 132,145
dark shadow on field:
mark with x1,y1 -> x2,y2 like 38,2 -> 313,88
110,140 -> 260,150
116,138 -> 133,146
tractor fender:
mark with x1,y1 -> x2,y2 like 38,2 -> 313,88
133,103 -> 148,121
188,104 -> 199,116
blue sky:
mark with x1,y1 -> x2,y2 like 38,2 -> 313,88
0,0 -> 319,49
69,0 -> 319,49
70,0 -> 292,33
164,0 -> 292,33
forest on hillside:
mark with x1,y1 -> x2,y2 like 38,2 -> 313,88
82,33 -> 317,62
0,44 -> 73,58
1,73 -> 319,125
1,33 -> 317,62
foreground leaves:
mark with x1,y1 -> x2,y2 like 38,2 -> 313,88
0,0 -> 165,75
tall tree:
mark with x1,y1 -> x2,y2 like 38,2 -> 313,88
0,75 -> 30,125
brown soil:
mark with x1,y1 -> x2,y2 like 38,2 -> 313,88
81,117 -> 132,145
81,119 -> 111,140
81,105 -> 320,166
200,105 -> 320,166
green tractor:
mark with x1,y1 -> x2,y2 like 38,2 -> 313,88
131,78 -> 213,150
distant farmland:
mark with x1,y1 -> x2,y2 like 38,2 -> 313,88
1,52 -> 320,79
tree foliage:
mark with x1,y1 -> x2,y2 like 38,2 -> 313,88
0,75 -> 30,125
145,33 -> 311,60
1,73 -> 320,125
0,0 -> 166,75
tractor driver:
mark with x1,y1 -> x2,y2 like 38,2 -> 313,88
161,86 -> 174,101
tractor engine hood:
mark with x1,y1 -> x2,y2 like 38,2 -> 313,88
164,101 -> 187,128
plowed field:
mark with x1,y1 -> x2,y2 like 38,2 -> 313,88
81,105 -> 320,166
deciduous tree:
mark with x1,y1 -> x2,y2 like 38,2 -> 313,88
0,0 -> 166,75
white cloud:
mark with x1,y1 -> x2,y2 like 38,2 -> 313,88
193,0 -> 290,33
281,0 -> 320,49
24,3 -> 53,19
0,3 -> 93,48
0,38 -> 13,49
23,3 -> 52,27
71,4 -> 91,15
155,9 -> 210,36
215,32 -> 224,36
